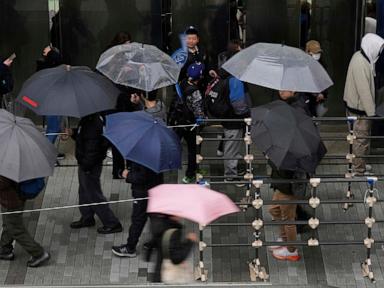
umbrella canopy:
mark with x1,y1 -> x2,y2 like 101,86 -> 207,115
251,100 -> 327,173
147,184 -> 240,225
0,109 -> 57,182
222,43 -> 333,93
17,65 -> 119,118
96,42 -> 180,92
104,111 -> 181,173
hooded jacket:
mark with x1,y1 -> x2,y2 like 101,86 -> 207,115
343,33 -> 384,116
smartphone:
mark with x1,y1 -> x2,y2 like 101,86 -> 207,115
7,53 -> 16,61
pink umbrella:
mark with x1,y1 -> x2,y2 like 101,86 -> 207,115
147,184 -> 240,225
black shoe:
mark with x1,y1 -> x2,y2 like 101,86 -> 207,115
224,177 -> 246,187
112,244 -> 136,258
27,251 -> 50,268
97,223 -> 122,234
70,218 -> 95,229
57,153 -> 65,160
0,247 -> 14,261
143,242 -> 154,262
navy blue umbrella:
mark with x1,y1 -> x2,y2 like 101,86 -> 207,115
104,111 -> 182,173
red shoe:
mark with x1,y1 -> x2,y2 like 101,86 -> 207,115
272,247 -> 301,261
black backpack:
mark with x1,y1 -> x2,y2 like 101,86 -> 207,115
167,85 -> 196,126
204,77 -> 234,118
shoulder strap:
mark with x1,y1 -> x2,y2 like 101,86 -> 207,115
162,228 -> 178,259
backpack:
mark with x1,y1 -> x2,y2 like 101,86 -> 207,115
19,178 -> 46,199
167,84 -> 196,126
204,77 -> 233,118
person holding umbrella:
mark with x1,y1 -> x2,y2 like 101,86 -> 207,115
0,176 -> 50,267
36,45 -> 66,161
0,109 -> 57,267
66,113 -> 122,234
148,214 -> 197,283
146,184 -> 239,283
111,94 -> 167,258
0,56 -> 14,99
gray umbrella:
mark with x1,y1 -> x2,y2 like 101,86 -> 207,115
0,109 -> 57,182
17,65 -> 119,118
251,100 -> 327,174
96,42 -> 180,92
222,43 -> 333,93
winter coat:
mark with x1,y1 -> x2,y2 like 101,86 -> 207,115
344,34 -> 384,116
0,61 -> 13,95
126,163 -> 164,189
270,162 -> 308,199
149,215 -> 194,283
0,176 -> 24,209
74,113 -> 109,172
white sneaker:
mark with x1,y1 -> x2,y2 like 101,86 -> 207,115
216,150 -> 224,157
365,164 -> 372,172
272,247 -> 301,261
268,237 -> 283,251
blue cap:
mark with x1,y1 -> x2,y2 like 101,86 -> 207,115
187,62 -> 205,80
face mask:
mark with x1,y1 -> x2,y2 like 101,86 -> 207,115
312,53 -> 321,61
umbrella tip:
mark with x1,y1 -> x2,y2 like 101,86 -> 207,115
65,65 -> 71,71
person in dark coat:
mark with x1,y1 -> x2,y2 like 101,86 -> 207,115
67,113 -> 122,234
176,63 -> 205,184
36,46 -> 65,162
112,91 -> 166,257
0,57 -> 14,97
278,90 -> 313,230
147,214 -> 196,283
0,176 -> 50,267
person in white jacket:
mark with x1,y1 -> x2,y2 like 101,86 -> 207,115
343,33 -> 384,175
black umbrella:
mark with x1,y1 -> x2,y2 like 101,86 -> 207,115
251,100 -> 327,174
17,65 -> 119,118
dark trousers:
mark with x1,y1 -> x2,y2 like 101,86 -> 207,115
78,165 -> 120,227
127,184 -> 149,250
176,128 -> 196,178
112,145 -> 125,178
0,205 -> 44,257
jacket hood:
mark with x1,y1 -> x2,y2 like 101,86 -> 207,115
361,33 -> 384,75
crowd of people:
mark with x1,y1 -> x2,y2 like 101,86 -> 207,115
0,24 -> 384,283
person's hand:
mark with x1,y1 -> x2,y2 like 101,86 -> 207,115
43,46 -> 52,57
316,93 -> 325,102
3,59 -> 13,67
65,128 -> 73,136
130,93 -> 140,104
186,232 -> 198,242
209,70 -> 218,78
122,169 -> 129,179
